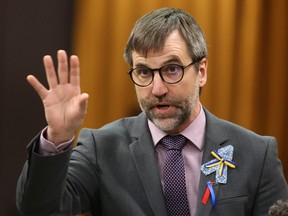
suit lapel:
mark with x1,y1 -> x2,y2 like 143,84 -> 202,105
195,109 -> 229,216
129,114 -> 168,216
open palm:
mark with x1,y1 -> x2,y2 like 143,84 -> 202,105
27,50 -> 89,145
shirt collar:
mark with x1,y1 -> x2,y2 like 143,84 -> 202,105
148,104 -> 206,150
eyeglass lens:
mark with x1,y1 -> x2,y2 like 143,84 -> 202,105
131,64 -> 184,86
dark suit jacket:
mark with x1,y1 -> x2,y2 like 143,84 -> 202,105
16,109 -> 288,216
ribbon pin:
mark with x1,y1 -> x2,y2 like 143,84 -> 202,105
202,181 -> 218,207
201,145 -> 236,184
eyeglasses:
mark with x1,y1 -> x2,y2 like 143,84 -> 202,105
128,57 -> 203,87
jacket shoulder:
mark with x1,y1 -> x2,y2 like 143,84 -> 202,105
205,108 -> 275,145
78,113 -> 147,144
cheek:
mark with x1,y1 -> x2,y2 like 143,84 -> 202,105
180,78 -> 198,91
135,86 -> 150,99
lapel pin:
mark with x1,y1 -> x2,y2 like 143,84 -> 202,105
200,145 -> 236,184
200,145 -> 236,207
201,181 -> 218,207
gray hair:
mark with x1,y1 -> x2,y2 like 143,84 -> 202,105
124,7 -> 207,67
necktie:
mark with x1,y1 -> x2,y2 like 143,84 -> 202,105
162,135 -> 190,216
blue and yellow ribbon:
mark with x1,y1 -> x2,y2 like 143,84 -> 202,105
200,145 -> 236,184
205,150 -> 236,176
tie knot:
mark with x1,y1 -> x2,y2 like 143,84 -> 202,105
161,135 -> 187,151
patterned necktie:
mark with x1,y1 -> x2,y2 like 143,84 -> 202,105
162,135 -> 190,216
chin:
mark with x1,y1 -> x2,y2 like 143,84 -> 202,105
152,117 -> 182,133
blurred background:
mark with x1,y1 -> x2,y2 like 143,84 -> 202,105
1,0 -> 287,215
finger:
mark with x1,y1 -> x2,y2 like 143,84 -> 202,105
43,55 -> 58,89
26,75 -> 48,100
57,50 -> 69,84
70,55 -> 80,87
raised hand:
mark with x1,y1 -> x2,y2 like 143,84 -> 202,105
27,50 -> 89,145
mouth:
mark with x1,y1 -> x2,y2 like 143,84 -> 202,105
145,98 -> 178,114
150,103 -> 174,115
156,104 -> 170,110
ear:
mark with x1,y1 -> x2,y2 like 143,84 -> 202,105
198,58 -> 208,87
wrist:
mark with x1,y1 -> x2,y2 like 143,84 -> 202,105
46,126 -> 74,146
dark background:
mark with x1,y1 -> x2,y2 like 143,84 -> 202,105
0,0 -> 74,214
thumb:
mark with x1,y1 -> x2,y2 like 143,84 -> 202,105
79,93 -> 89,114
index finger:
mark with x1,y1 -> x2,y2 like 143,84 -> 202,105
26,75 -> 48,100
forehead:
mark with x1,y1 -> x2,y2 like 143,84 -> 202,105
132,30 -> 190,66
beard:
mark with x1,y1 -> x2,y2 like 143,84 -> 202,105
137,84 -> 200,133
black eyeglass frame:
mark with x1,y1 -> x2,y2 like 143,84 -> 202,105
128,57 -> 204,87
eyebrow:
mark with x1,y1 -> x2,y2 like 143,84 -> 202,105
134,55 -> 183,68
162,56 -> 183,65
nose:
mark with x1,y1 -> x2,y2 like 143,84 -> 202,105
151,72 -> 168,96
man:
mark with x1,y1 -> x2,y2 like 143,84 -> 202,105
17,7 -> 288,216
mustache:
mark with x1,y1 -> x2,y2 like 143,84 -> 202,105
144,96 -> 182,108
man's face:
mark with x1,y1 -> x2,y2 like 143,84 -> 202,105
132,30 -> 207,134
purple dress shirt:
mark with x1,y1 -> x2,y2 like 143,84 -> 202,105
38,127 -> 74,156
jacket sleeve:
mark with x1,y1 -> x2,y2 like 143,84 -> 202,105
252,137 -> 288,215
16,129 -> 100,215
